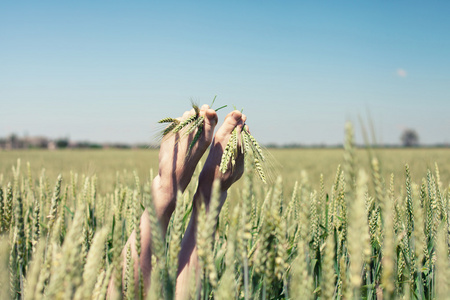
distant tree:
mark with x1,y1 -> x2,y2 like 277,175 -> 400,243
8,134 -> 20,148
56,138 -> 69,148
9,133 -> 18,145
89,143 -> 102,149
401,129 -> 419,147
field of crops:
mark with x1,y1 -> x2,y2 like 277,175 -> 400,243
1,127 -> 449,299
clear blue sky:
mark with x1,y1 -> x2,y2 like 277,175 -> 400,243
1,1 -> 449,145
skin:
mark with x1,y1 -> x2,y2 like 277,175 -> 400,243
108,105 -> 247,299
152,104 -> 219,235
176,110 -> 247,299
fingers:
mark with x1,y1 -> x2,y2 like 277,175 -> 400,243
199,105 -> 218,127
175,106 -> 249,146
179,106 -> 246,131
216,110 -> 244,138
200,106 -> 218,144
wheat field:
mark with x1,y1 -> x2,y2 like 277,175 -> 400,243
1,125 -> 449,299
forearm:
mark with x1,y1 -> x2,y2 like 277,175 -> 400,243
176,183 -> 228,299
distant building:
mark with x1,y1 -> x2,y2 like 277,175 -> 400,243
0,135 -> 51,150
47,141 -> 56,150
23,136 -> 50,149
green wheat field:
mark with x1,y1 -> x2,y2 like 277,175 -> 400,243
1,125 -> 450,299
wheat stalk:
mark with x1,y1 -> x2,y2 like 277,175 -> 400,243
0,186 -> 4,232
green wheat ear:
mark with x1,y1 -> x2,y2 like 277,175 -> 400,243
161,120 -> 180,137
243,127 -> 268,183
158,102 -> 200,139
158,117 -> 178,124
219,124 -> 267,183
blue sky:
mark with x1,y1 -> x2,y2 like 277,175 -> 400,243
1,1 -> 449,145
